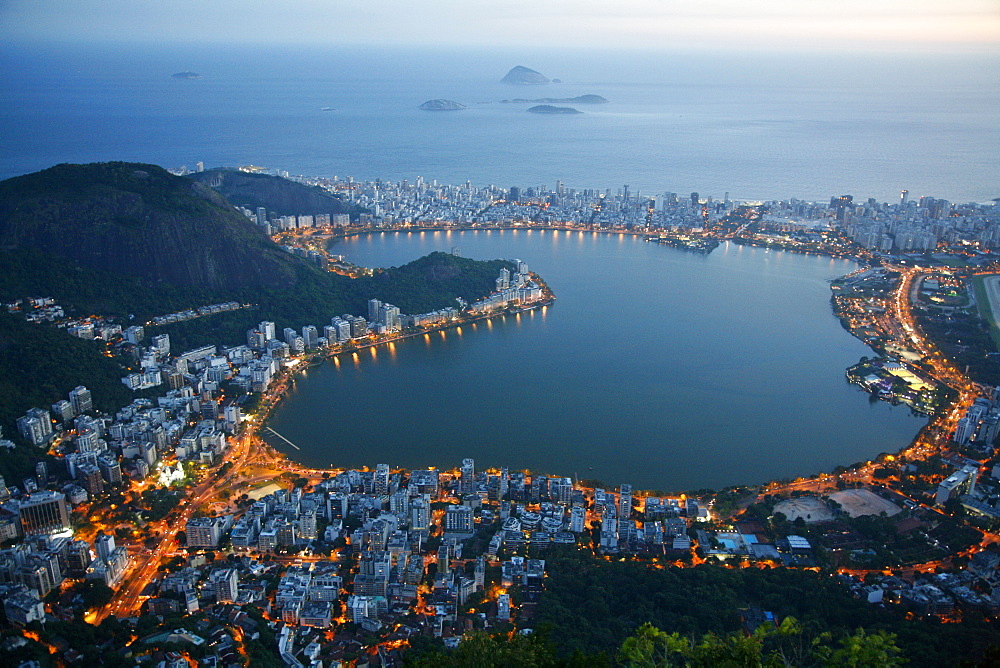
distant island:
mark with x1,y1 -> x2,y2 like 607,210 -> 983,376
527,105 -> 582,115
501,65 -> 551,85
171,71 -> 201,79
418,99 -> 467,111
502,94 -> 608,104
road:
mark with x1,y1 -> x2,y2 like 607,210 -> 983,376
97,430 -> 265,622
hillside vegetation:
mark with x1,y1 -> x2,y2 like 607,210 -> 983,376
187,168 -> 365,218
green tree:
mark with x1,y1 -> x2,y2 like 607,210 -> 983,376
816,628 -> 904,668
619,623 -> 690,667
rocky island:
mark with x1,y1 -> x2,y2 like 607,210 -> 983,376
502,94 -> 608,104
418,99 -> 467,111
171,71 -> 201,79
527,104 -> 582,114
501,65 -> 551,85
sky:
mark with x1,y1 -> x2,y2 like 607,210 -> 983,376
1,0 -> 998,52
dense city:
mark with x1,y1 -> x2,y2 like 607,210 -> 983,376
2,165 -> 1000,666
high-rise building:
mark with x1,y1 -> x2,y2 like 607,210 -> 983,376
212,568 -> 239,604
26,408 -> 52,440
77,463 -> 104,496
18,492 -> 71,536
619,484 -> 632,519
445,505 -> 474,534
460,458 -> 475,495
16,415 -> 46,446
302,325 -> 319,348
97,453 -> 122,486
900,190 -> 909,206
374,464 -> 390,496
497,593 -> 511,621
496,268 -> 510,291
51,400 -> 74,423
69,386 -> 93,415
368,299 -> 382,323
832,195 -> 854,222
259,321 -> 276,341
409,497 -> 431,533
378,304 -> 400,330
474,555 -> 486,590
151,333 -> 170,356
95,532 -> 116,561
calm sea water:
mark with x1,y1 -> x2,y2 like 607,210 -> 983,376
267,231 -> 923,492
1,43 -> 997,202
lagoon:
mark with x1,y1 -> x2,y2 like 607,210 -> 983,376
266,230 -> 923,491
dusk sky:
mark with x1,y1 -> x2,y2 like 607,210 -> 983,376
2,0 -> 998,52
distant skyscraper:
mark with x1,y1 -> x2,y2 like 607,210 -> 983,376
900,190 -> 909,206
832,195 -> 853,221
619,484 -> 632,519
460,458 -> 475,495
374,463 -> 390,496
302,325 -> 318,348
690,192 -> 699,206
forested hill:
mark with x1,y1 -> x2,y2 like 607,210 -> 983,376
0,162 -> 309,292
0,312 -> 132,482
154,251 -> 515,351
187,168 -> 365,218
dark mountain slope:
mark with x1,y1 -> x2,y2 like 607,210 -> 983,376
0,162 -> 307,291
187,168 -> 363,218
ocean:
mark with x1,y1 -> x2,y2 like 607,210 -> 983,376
1,43 -> 997,203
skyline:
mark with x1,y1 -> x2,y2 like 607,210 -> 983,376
2,0 -> 999,52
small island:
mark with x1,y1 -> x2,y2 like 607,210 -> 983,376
501,65 -> 551,85
171,71 -> 201,79
418,99 -> 467,111
527,104 -> 582,115
502,94 -> 608,104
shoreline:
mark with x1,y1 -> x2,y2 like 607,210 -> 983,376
317,223 -> 871,265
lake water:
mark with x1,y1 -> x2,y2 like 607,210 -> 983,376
266,231 -> 924,491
